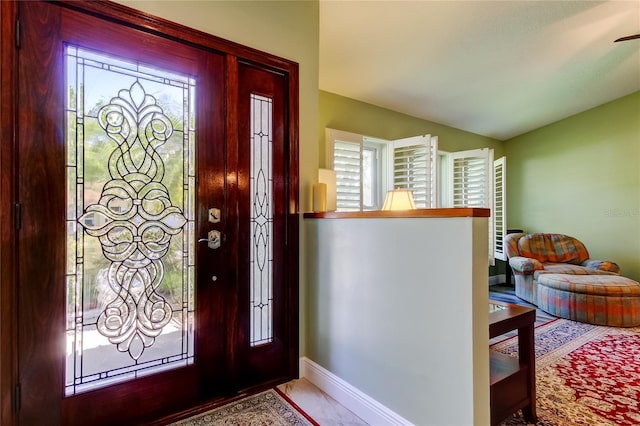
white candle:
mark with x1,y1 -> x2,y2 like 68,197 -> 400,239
313,182 -> 327,212
318,168 -> 337,212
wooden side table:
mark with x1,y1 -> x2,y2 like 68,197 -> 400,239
489,301 -> 537,425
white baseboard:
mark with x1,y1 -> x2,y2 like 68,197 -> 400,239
299,357 -> 413,426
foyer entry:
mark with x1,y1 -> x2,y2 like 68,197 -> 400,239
3,1 -> 299,424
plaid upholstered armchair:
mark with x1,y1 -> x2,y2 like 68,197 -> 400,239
504,233 -> 620,305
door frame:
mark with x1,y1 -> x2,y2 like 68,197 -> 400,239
0,1 -> 299,424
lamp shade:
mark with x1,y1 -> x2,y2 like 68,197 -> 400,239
381,189 -> 416,211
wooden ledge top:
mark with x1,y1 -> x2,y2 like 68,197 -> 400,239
303,208 -> 490,219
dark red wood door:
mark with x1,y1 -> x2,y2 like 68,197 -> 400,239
233,62 -> 296,390
14,2 -> 298,425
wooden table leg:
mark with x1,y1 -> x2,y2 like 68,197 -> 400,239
518,323 -> 537,423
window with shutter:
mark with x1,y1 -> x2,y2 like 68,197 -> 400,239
389,135 -> 438,208
326,127 -> 507,269
446,148 -> 507,266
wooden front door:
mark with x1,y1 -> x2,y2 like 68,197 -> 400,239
10,2 -> 299,424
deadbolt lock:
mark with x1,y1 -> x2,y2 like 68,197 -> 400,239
208,208 -> 221,224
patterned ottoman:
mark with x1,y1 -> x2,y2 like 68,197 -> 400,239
537,274 -> 640,327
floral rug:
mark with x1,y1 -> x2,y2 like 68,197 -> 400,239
491,318 -> 640,425
171,388 -> 318,426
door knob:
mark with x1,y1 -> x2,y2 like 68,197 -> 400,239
198,230 -> 221,249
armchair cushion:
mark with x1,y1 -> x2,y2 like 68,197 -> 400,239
533,264 -> 619,279
517,233 -> 589,265
581,259 -> 621,274
509,256 -> 544,273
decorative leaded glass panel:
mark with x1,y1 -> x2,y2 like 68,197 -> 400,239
249,94 -> 274,347
65,46 -> 196,395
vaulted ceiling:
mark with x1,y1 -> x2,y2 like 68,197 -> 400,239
320,0 -> 640,140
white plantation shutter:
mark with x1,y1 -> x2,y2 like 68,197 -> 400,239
334,140 -> 362,211
327,129 -> 363,211
448,148 -> 495,264
493,156 -> 507,261
449,148 -> 492,208
389,135 -> 438,208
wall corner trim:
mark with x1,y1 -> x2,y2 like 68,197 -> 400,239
299,357 -> 413,426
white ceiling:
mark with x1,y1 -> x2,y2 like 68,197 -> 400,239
319,0 -> 640,140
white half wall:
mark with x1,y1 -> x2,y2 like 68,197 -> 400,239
304,214 -> 489,425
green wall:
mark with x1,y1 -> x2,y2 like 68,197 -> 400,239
319,90 -> 503,168
506,91 -> 640,281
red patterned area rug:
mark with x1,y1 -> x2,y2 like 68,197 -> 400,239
491,319 -> 640,426
171,388 -> 319,426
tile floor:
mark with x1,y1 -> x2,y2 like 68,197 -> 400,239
278,379 -> 368,425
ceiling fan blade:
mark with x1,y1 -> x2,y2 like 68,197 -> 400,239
614,34 -> 640,42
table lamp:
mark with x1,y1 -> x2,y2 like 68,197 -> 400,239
381,189 -> 416,211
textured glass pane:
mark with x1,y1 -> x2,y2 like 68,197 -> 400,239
249,94 -> 273,347
65,46 -> 196,395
